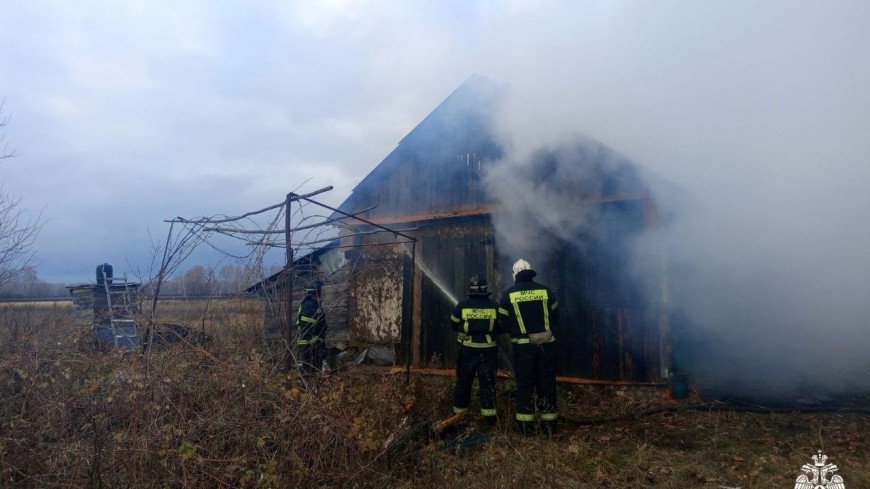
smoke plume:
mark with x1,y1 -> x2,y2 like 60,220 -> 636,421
481,76 -> 870,400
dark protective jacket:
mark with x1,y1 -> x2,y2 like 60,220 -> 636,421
498,269 -> 559,339
450,295 -> 501,348
296,293 -> 327,343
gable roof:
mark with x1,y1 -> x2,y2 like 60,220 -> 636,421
333,75 -> 655,228
334,75 -> 505,224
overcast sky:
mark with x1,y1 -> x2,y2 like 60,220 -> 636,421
2,1 -> 869,299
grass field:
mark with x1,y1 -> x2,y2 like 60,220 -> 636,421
0,297 -> 266,347
1,300 -> 868,488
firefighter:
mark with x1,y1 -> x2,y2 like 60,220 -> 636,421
449,274 -> 502,425
296,279 -> 328,375
498,259 -> 560,435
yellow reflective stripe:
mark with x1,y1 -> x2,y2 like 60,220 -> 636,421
480,408 -> 497,417
512,302 -> 526,334
450,315 -> 460,323
542,301 -> 550,332
298,315 -> 317,324
511,336 -> 555,345
297,336 -> 321,345
461,331 -> 497,347
541,412 -> 559,421
515,413 -> 535,422
497,307 -> 509,316
550,301 -> 558,311
453,406 -> 468,414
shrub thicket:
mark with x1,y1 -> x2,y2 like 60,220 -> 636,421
2,301 -> 869,488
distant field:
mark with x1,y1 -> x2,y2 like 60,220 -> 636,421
0,299 -> 73,307
0,296 -> 267,347
148,297 -> 265,345
0,297 -> 261,314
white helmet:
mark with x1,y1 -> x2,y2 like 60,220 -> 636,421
512,259 -> 532,280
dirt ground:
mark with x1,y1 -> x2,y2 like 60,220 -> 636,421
386,372 -> 870,489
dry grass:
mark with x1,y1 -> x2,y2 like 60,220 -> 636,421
1,302 -> 868,488
148,297 -> 264,347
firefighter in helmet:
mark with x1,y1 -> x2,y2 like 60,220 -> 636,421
449,274 -> 502,425
296,279 -> 327,375
498,259 -> 560,435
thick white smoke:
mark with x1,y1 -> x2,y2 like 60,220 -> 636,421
481,65 -> 870,399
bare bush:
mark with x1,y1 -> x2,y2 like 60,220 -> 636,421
0,101 -> 42,288
2,303 -> 869,488
0,303 -> 449,487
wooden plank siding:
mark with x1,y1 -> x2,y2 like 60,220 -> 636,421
321,76 -> 670,382
413,217 -> 495,369
333,205 -> 667,382
358,203 -> 664,382
547,199 -> 663,381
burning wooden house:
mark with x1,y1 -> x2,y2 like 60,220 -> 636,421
263,75 -> 670,382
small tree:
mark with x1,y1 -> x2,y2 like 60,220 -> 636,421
181,265 -> 212,297
0,101 -> 42,287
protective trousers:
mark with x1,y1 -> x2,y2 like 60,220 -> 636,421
453,346 -> 499,421
298,340 -> 326,375
512,342 -> 559,435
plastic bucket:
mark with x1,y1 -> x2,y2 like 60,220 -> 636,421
669,372 -> 689,399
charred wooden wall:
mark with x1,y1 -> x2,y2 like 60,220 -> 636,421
332,202 -> 665,382
397,200 -> 665,382
548,199 -> 663,381
347,151 -> 498,224
412,215 -> 497,368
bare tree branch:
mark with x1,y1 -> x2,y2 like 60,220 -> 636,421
0,100 -> 18,161
0,102 -> 41,287
165,186 -> 333,225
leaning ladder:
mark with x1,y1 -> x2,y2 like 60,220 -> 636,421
101,270 -> 134,347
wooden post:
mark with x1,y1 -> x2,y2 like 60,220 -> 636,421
284,192 -> 295,373
411,241 -> 423,368
405,240 -> 417,385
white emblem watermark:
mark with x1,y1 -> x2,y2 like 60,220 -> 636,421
794,450 -> 845,489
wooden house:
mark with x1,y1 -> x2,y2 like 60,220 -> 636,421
330,75 -> 670,382
260,75 -> 670,382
